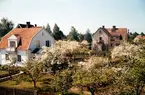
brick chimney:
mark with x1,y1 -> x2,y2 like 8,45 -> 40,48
113,25 -> 116,29
26,22 -> 31,28
112,25 -> 117,32
102,25 -> 105,28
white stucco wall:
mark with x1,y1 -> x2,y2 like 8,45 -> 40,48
29,28 -> 55,51
92,28 -> 109,45
0,49 -> 29,66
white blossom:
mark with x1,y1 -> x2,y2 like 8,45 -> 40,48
111,42 -> 141,59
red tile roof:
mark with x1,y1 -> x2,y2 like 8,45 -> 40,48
106,28 -> 128,40
135,35 -> 145,39
0,27 -> 42,50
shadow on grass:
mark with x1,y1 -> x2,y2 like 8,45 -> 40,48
64,92 -> 79,95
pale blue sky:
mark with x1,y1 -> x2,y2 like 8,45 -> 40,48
0,0 -> 145,34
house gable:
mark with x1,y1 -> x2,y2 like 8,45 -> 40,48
8,35 -> 17,40
28,28 -> 55,52
92,28 -> 111,44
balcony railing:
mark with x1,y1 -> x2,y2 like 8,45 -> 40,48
6,47 -> 16,53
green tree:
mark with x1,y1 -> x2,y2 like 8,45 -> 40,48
67,26 -> 79,41
78,33 -> 84,42
54,70 -> 73,95
128,32 -> 139,42
23,60 -> 43,88
8,55 -> 17,78
140,32 -> 145,36
84,29 -> 92,43
45,23 -> 52,34
0,17 -> 14,37
112,43 -> 145,95
53,23 -> 65,40
73,57 -> 115,95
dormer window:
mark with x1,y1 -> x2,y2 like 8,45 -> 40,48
8,35 -> 20,48
10,41 -> 16,47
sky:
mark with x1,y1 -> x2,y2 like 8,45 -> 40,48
0,0 -> 145,35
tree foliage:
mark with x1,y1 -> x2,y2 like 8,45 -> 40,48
53,70 -> 73,95
0,17 -> 14,37
23,60 -> 43,88
112,42 -> 145,95
53,24 -> 65,40
111,42 -> 141,59
67,26 -> 79,41
84,29 -> 92,43
38,41 -> 87,74
45,23 -> 52,34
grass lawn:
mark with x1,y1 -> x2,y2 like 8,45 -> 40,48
0,70 -> 9,76
0,80 -> 42,89
0,73 -> 90,95
0,73 -> 45,89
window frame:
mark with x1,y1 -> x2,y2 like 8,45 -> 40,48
10,41 -> 16,47
46,40 -> 50,47
17,55 -> 21,62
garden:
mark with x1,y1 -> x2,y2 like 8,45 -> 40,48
0,40 -> 145,95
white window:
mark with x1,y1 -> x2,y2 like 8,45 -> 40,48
10,41 -> 16,47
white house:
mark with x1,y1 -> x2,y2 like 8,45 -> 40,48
0,22 -> 55,65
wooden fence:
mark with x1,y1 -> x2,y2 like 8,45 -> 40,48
0,86 -> 37,95
0,86 -> 55,95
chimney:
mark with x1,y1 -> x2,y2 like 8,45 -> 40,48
102,25 -> 105,28
26,22 -> 30,28
34,24 -> 37,27
112,25 -> 117,32
113,25 -> 116,29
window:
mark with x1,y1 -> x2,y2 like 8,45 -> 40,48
17,55 -> 21,62
99,37 -> 102,40
116,43 -> 120,46
10,41 -> 16,47
5,54 -> 9,60
42,32 -> 44,36
99,31 -> 101,34
46,40 -> 50,47
36,40 -> 40,48
111,44 -> 113,47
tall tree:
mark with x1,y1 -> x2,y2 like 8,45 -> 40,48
78,33 -> 84,42
0,17 -> 14,37
45,23 -> 52,34
140,32 -> 145,36
67,26 -> 79,41
84,29 -> 92,43
53,24 -> 65,40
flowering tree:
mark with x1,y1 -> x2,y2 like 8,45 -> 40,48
78,56 -> 109,71
74,56 -> 115,95
111,42 -> 141,59
38,40 -> 89,73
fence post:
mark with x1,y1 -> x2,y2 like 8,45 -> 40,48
13,88 -> 15,95
34,90 -> 37,95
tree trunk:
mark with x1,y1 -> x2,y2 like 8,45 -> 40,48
33,80 -> 37,88
138,85 -> 144,95
90,92 -> 95,95
135,85 -> 140,95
